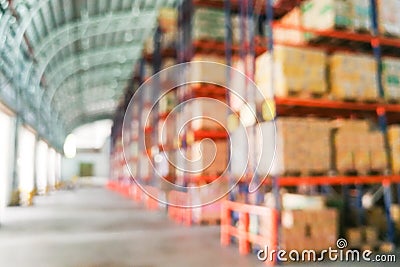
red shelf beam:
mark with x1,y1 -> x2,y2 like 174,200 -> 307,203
275,97 -> 400,123
192,130 -> 228,141
257,175 -> 400,186
188,175 -> 228,184
273,23 -> 372,43
276,97 -> 382,111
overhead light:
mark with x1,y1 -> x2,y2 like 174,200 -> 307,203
124,32 -> 134,42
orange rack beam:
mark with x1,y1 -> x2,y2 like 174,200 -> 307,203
273,23 -> 373,43
193,39 -> 266,56
251,175 -> 400,187
275,97 -> 400,123
188,175 -> 227,184
192,130 -> 228,141
159,111 -> 171,120
144,126 -> 153,134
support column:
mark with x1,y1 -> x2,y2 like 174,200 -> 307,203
9,116 -> 21,206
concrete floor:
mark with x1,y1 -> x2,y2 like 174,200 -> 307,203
0,184 -> 398,267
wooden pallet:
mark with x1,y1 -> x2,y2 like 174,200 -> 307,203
282,170 -> 330,177
287,90 -> 327,100
200,218 -> 221,226
386,98 -> 400,104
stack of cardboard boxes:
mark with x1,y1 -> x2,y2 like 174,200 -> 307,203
377,0 -> 400,37
390,204 -> 400,238
186,140 -> 228,177
346,226 -> 379,249
182,97 -> 228,132
189,54 -> 227,86
382,57 -> 400,102
192,7 -> 246,43
302,0 -> 371,31
257,193 -> 338,252
330,52 -> 378,101
335,120 -> 387,174
276,0 -> 372,42
250,118 -> 332,177
279,209 -> 338,252
301,0 -> 354,30
254,45 -> 398,102
255,45 -> 327,98
388,125 -> 400,174
193,7 -> 227,42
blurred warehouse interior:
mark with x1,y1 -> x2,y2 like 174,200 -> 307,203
1,0 -> 400,266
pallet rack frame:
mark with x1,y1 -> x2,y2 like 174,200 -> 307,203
207,0 -> 400,257
106,0 -> 400,249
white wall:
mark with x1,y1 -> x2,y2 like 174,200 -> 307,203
17,126 -> 36,194
0,109 -> 15,209
61,137 -> 110,179
35,140 -> 48,193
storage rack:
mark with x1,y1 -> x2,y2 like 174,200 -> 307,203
106,0 -> 400,255
109,12 -> 181,211
210,0 -> 400,260
165,0 -> 233,224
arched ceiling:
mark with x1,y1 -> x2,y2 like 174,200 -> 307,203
0,0 -> 181,149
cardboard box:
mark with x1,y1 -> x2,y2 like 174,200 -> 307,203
350,0 -> 372,31
274,7 -> 306,45
301,0 -> 352,30
391,204 -> 400,223
364,226 -> 378,244
186,140 -> 228,176
389,126 -> 400,174
264,193 -> 326,210
382,57 -> 400,101
253,118 -> 331,176
330,52 -> 377,101
256,45 -> 327,98
183,97 -> 228,131
189,54 -> 227,85
346,228 -> 363,246
335,120 -> 387,173
275,209 -> 338,252
377,0 -> 400,37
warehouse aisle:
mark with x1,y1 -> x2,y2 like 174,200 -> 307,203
0,183 -> 264,267
0,183 -> 399,267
